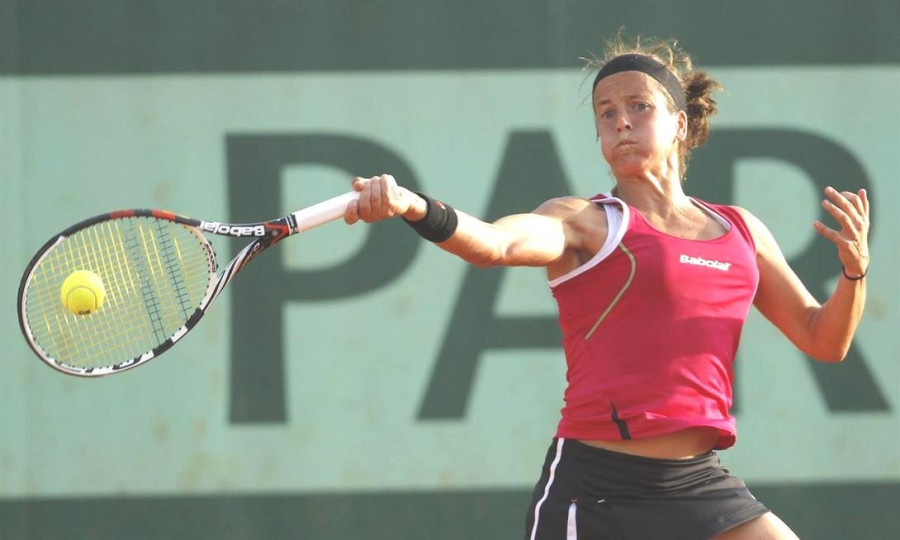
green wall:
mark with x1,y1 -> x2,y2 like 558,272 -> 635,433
2,1 -> 898,538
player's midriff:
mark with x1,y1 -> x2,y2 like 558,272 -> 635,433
579,426 -> 722,460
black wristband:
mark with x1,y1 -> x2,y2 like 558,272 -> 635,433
402,192 -> 458,243
841,266 -> 867,281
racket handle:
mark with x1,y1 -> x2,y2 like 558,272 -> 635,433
291,191 -> 360,233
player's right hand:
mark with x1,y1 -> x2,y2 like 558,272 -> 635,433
345,174 -> 421,224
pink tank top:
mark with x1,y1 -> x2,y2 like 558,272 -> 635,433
551,195 -> 759,449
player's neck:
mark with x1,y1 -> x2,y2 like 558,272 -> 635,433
611,174 -> 691,221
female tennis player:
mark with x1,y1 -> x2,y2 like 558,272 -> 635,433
344,35 -> 869,539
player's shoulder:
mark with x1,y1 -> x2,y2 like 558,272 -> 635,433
534,195 -> 597,217
717,204 -> 779,249
722,204 -> 764,229
696,200 -> 760,225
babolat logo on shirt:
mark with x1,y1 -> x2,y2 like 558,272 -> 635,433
679,254 -> 732,271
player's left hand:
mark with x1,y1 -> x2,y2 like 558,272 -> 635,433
813,186 -> 870,277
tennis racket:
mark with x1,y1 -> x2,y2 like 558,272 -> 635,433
17,191 -> 359,377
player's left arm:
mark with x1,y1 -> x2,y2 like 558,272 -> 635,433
741,186 -> 869,363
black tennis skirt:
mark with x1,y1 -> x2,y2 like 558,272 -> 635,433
524,438 -> 769,540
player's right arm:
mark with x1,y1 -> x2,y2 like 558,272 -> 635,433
345,174 -> 596,270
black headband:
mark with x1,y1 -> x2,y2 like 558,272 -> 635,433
592,54 -> 686,111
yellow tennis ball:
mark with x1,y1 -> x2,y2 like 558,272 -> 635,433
60,270 -> 106,315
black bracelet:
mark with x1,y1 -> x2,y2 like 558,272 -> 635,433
402,192 -> 458,243
841,266 -> 867,281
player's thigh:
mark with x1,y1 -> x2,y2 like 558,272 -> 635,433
713,512 -> 799,540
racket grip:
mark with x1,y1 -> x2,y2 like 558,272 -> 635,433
291,191 -> 360,233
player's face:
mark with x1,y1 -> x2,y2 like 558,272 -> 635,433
592,71 -> 685,178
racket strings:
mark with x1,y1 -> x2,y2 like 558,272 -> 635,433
23,217 -> 215,371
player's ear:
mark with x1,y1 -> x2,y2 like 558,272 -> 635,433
675,109 -> 688,142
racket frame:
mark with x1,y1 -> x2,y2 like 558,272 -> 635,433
17,192 -> 359,377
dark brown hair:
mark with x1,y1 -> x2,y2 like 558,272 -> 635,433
585,32 -> 723,177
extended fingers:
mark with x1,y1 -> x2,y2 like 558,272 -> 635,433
812,220 -> 841,243
858,188 -> 869,218
822,186 -> 868,233
838,188 -> 868,226
821,198 -> 855,232
823,186 -> 857,219
816,187 -> 871,274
